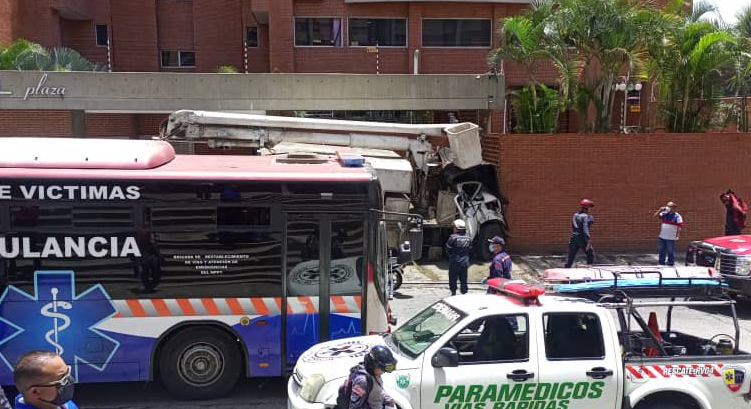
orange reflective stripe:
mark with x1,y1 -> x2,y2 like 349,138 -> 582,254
151,299 -> 172,316
177,299 -> 196,316
126,300 -> 146,317
332,296 -> 348,313
299,297 -> 316,314
354,296 -> 362,309
225,298 -> 245,315
201,298 -> 221,315
251,298 -> 271,315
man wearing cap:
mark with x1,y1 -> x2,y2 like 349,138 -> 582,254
445,219 -> 472,296
486,236 -> 512,293
653,201 -> 683,266
564,199 -> 595,268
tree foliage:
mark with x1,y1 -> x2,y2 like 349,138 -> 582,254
490,0 -> 741,133
0,39 -> 100,71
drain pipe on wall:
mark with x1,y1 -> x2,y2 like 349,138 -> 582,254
413,49 -> 420,74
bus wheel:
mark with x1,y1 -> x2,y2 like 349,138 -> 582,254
159,327 -> 242,400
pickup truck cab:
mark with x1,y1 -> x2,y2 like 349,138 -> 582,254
288,278 -> 751,409
687,234 -> 751,296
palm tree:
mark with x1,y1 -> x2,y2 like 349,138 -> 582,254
0,39 -> 100,71
489,0 -> 582,133
490,0 -> 662,133
649,2 -> 736,132
544,0 -> 660,133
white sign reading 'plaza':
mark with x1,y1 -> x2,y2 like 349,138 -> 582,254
0,73 -> 66,100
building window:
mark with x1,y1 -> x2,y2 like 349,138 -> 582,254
246,27 -> 259,47
348,18 -> 406,47
95,24 -> 108,46
295,18 -> 342,46
161,51 -> 196,68
422,19 -> 491,47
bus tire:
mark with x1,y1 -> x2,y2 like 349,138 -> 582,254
477,222 -> 505,261
159,327 -> 242,400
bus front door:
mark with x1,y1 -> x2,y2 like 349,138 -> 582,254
284,214 -> 365,370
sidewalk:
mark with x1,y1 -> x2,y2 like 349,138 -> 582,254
403,252 -> 688,285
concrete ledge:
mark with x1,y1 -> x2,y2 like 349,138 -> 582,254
0,71 -> 505,111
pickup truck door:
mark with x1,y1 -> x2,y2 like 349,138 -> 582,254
535,311 -> 621,409
421,313 -> 538,409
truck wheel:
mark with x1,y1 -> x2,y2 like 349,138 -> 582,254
477,223 -> 504,261
159,327 -> 242,400
641,404 -> 688,409
390,266 -> 404,291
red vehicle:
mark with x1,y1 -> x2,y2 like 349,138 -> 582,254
686,235 -> 751,296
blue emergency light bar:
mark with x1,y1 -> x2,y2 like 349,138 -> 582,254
336,150 -> 366,167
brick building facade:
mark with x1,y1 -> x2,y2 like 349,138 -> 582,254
0,0 -> 544,79
0,0 -> 550,136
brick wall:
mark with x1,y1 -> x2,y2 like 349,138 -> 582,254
111,0 -> 158,71
60,19 -> 108,67
194,0 -> 243,72
85,113 -> 137,137
495,132 -> 750,253
0,110 -> 72,136
157,1 -> 195,52
268,0 -> 294,72
0,0 -> 18,46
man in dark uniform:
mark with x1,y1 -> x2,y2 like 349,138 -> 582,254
564,199 -> 595,268
445,219 -> 472,296
485,236 -> 512,293
337,345 -> 396,409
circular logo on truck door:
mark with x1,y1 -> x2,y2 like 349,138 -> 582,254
303,340 -> 370,362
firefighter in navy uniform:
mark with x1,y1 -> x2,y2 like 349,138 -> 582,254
445,219 -> 473,296
337,346 -> 397,409
564,199 -> 595,268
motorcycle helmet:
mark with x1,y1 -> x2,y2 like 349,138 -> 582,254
364,345 -> 397,374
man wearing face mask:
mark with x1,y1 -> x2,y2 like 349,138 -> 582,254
13,350 -> 78,409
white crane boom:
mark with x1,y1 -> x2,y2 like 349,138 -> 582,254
162,110 -> 482,170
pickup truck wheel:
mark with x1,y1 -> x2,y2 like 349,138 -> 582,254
641,404 -> 687,409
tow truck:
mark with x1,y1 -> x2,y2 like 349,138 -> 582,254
161,110 -> 507,260
288,276 -> 751,409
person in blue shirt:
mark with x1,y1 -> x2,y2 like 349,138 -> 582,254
485,236 -> 512,293
445,219 -> 473,296
13,350 -> 78,409
564,199 -> 595,268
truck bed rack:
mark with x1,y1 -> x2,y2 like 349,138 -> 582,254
555,272 -> 728,301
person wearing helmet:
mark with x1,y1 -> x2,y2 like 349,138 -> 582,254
445,219 -> 473,296
564,199 -> 595,268
336,345 -> 396,409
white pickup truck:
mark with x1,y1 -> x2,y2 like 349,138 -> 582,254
288,278 -> 751,409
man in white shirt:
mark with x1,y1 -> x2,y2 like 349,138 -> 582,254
653,201 -> 683,266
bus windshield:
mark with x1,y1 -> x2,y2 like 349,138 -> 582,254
392,301 -> 464,358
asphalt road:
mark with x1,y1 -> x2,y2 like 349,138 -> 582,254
67,258 -> 751,409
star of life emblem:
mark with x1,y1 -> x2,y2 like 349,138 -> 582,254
302,340 -> 370,362
0,271 -> 120,381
